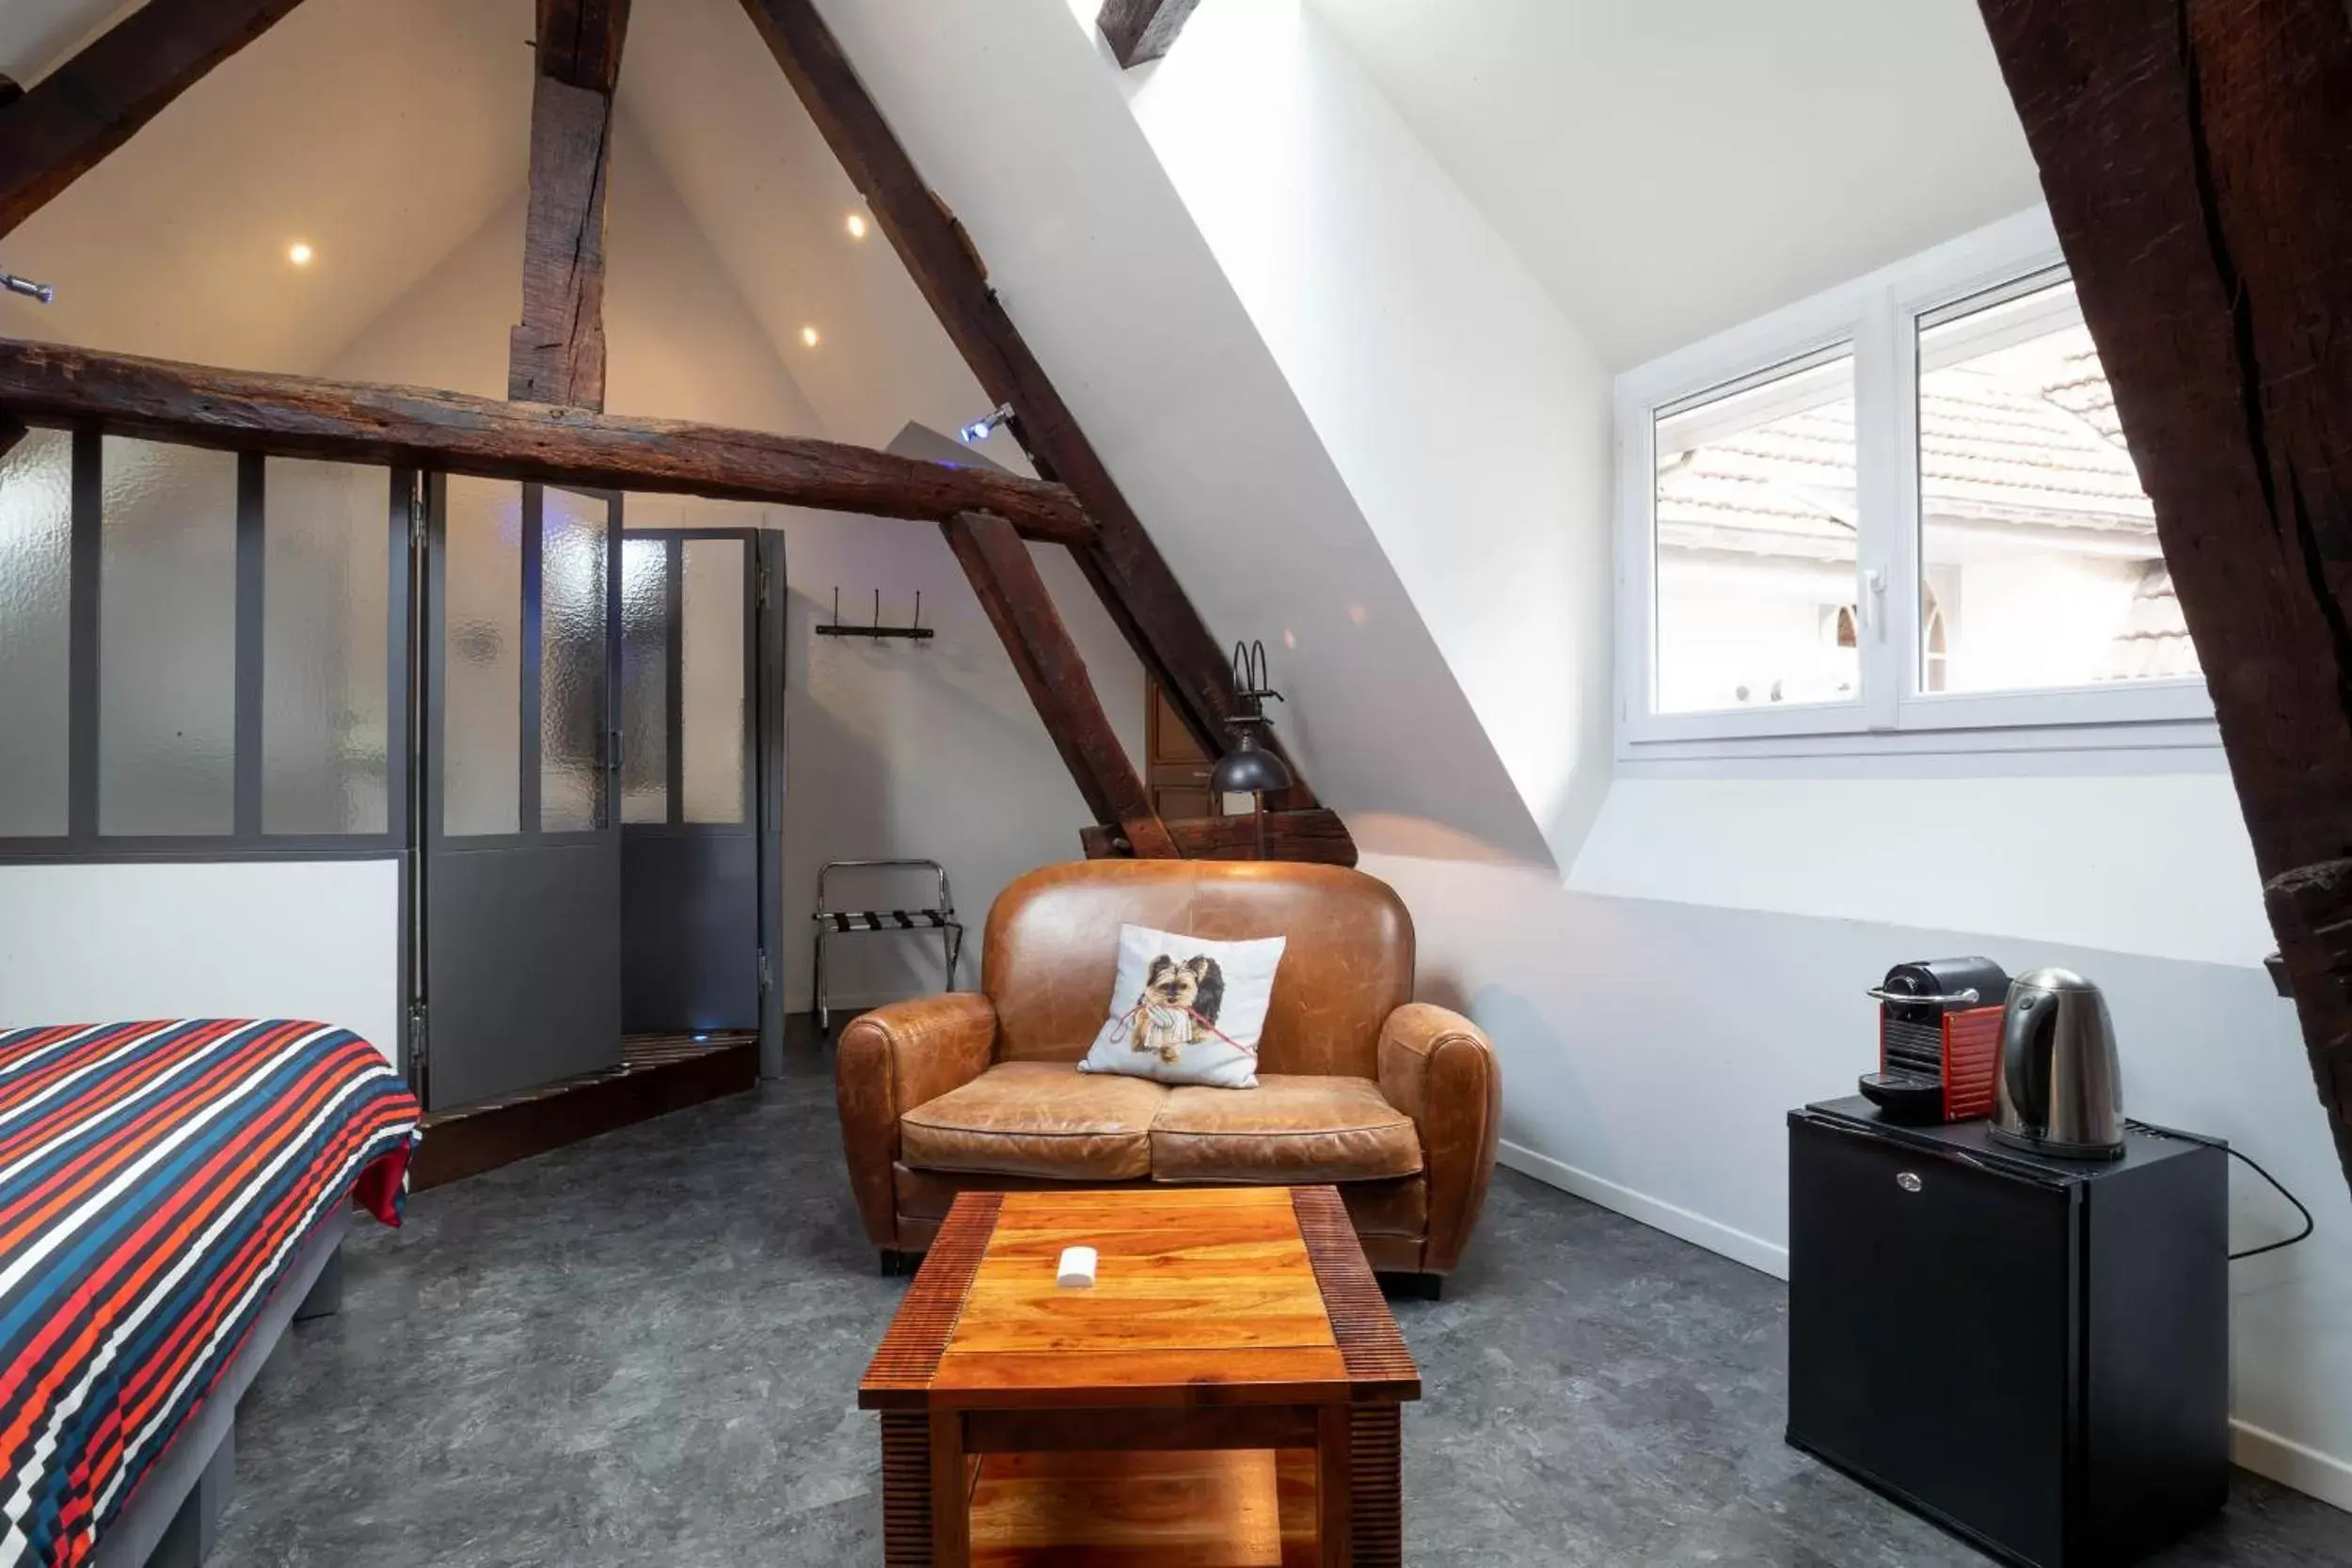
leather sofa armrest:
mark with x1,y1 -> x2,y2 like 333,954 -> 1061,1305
1378,1002 -> 1502,1275
835,993 -> 998,1247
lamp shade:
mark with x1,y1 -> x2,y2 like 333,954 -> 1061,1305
1210,726 -> 1293,796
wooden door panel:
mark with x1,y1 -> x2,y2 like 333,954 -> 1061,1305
1145,677 -> 1220,820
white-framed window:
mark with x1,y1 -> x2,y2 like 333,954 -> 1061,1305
1614,209 -> 2215,762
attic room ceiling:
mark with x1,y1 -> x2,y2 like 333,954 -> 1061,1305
1308,0 -> 2046,369
0,0 -> 129,84
618,0 -> 1005,455
2,0 -> 532,373
0,0 -> 1009,472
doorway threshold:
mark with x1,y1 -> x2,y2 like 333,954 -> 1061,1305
411,1032 -> 757,1190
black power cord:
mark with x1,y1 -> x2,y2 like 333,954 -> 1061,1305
2126,1118 -> 2316,1260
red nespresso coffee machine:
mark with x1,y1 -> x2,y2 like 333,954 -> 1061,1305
1859,957 -> 2009,1125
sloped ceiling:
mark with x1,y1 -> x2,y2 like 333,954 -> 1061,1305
1,0 -> 532,374
618,0 -> 1026,467
0,0 -> 1031,481
1309,0 -> 2044,368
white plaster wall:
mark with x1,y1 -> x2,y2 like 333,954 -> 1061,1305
322,118 -> 1145,1012
0,860 -> 403,1066
1102,0 -> 1615,863
1571,772 -> 2269,968
1371,850 -> 2352,1507
1309,0 -> 2043,369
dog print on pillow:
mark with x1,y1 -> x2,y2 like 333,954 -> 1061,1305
1136,953 -> 1226,1063
1080,924 -> 1283,1089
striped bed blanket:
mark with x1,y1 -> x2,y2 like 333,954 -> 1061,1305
0,1021 -> 421,1568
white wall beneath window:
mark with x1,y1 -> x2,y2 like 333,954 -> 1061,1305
1570,772 -> 2270,968
1372,850 -> 2352,1508
0,860 -> 403,1066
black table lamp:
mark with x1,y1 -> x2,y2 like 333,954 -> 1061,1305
1210,641 -> 1291,859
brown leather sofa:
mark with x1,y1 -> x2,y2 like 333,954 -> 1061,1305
834,859 -> 1502,1293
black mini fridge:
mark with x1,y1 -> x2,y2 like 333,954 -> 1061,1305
1787,1099 -> 2229,1568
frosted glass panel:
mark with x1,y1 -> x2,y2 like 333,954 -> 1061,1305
619,538 -> 668,825
100,437 -> 235,835
442,475 -> 520,836
0,429 -> 72,836
540,489 -> 609,832
680,538 -> 744,825
263,460 -> 389,834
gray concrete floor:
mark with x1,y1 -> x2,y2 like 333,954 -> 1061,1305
213,1046 -> 2352,1566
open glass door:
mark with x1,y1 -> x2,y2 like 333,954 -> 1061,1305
617,529 -> 762,1034
419,476 -> 622,1110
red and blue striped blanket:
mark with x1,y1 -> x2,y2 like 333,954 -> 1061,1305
0,1021 -> 420,1568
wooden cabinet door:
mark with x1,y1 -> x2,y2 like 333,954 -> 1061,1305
1144,679 -> 1222,820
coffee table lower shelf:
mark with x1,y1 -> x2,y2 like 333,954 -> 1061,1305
967,1448 -> 1318,1567
862,1187 -> 1420,1568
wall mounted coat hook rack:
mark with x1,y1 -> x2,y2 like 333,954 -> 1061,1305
815,586 -> 935,641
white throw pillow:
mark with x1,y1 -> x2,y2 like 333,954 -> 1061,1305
1077,924 -> 1288,1089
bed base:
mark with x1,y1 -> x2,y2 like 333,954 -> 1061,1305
89,1206 -> 351,1568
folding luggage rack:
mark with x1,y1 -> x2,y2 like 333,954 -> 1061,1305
812,858 -> 964,1036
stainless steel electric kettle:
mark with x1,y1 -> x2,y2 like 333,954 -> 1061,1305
1991,968 -> 2125,1160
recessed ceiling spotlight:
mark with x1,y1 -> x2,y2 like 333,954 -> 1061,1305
800,325 -> 821,348
845,213 -> 869,240
288,241 -> 315,267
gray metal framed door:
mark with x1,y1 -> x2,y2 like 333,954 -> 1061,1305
420,476 -> 622,1110
618,529 -> 763,1034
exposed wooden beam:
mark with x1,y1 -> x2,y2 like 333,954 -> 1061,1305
535,0 -> 632,92
1097,0 -> 1202,69
1081,809 -> 1357,867
0,339 -> 1096,542
510,1 -> 630,409
733,0 -> 1330,825
1975,0 -> 2352,1195
0,0 -> 310,241
945,511 -> 1178,857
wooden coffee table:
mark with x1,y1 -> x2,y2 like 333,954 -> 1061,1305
859,1186 -> 1421,1567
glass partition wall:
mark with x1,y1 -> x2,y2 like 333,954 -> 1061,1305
0,426 -> 409,858
0,424 -> 783,1105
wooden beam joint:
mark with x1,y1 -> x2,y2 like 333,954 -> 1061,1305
535,0 -> 632,93
509,73 -> 616,409
511,0 -> 630,411
1097,0 -> 1202,69
1081,809 -> 1356,867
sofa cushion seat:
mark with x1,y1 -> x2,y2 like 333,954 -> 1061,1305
899,1061 -> 1168,1180
1150,1075 -> 1422,1184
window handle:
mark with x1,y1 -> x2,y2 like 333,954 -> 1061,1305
1861,568 -> 1888,641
